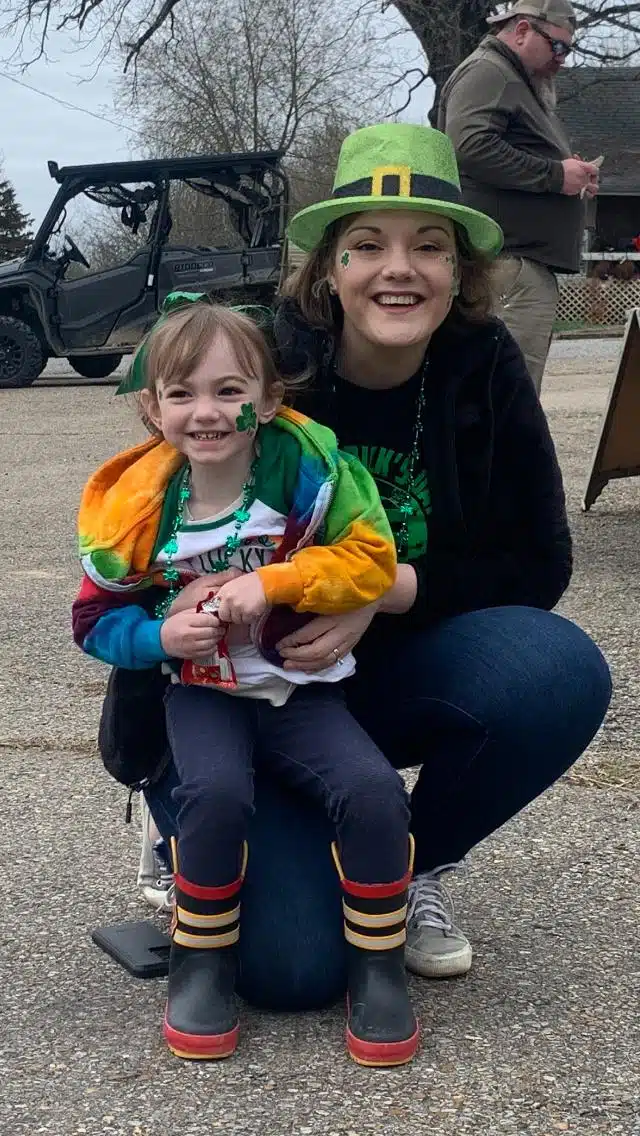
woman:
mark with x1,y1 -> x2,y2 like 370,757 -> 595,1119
112,123 -> 611,1010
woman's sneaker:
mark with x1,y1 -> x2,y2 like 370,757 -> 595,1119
138,798 -> 175,913
405,865 -> 472,978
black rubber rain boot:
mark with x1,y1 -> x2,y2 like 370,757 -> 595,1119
163,839 -> 246,1060
332,838 -> 419,1067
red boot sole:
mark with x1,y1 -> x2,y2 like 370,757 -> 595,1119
163,1016 -> 239,1061
346,1024 -> 420,1067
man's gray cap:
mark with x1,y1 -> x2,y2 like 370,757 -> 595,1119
487,0 -> 576,33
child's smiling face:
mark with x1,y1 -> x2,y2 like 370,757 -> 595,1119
141,330 -> 282,467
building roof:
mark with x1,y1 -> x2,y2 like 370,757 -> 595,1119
557,67 -> 640,194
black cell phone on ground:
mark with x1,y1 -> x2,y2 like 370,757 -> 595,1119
92,920 -> 170,978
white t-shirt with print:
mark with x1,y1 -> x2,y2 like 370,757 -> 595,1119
154,495 -> 354,706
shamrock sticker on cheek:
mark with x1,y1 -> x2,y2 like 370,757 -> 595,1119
340,250 -> 351,269
236,402 -> 258,433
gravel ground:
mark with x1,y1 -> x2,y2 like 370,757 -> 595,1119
0,339 -> 638,1136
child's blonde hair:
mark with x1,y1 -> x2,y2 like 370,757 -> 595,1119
134,302 -> 293,431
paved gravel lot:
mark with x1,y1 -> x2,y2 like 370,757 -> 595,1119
1,340 -> 638,1136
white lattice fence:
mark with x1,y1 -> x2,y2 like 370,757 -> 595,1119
556,275 -> 640,326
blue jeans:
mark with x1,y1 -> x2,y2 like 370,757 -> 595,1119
145,607 -> 611,1011
165,682 -> 410,885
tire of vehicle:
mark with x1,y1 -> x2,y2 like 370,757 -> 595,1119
68,354 -> 123,379
0,316 -> 47,389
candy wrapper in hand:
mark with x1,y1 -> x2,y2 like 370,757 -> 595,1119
180,591 -> 238,689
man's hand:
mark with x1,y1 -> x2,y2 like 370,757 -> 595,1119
167,568 -> 243,616
160,610 -> 224,662
215,573 -> 268,624
561,158 -> 600,197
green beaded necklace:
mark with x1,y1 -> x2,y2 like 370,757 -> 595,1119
389,360 -> 428,562
332,347 -> 428,563
155,453 -> 258,619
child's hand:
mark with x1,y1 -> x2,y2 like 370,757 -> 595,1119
160,610 -> 225,662
167,569 -> 243,616
215,573 -> 268,624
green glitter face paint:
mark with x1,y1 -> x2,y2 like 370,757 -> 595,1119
236,402 -> 257,433
340,250 -> 351,269
435,252 -> 459,297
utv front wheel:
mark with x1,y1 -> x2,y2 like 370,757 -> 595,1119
0,316 -> 47,389
68,353 -> 123,379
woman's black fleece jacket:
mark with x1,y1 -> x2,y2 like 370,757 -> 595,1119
273,300 -> 573,629
96,302 -> 574,787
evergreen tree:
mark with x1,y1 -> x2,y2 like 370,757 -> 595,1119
0,172 -> 33,263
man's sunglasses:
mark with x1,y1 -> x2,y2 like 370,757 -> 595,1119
530,22 -> 572,58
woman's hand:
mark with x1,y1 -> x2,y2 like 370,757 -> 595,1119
274,565 -> 418,672
167,569 -> 243,616
276,603 -> 381,673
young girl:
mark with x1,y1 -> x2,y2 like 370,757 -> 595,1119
73,293 -> 419,1067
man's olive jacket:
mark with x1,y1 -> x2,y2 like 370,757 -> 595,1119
438,36 -> 585,272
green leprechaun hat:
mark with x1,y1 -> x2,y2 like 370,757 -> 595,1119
287,123 -> 503,256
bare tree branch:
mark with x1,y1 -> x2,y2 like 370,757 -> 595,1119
2,0 -> 640,117
389,0 -> 640,117
372,66 -> 429,115
112,0 -> 402,182
572,2 -> 640,30
574,43 -> 640,63
123,0 -> 181,67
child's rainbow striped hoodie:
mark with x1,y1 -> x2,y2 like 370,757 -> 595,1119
73,407 -> 396,669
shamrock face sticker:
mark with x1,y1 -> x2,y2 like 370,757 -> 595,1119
236,402 -> 258,433
340,250 -> 351,269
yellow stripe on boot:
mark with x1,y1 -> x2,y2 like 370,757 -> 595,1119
176,903 -> 241,930
343,902 -> 408,928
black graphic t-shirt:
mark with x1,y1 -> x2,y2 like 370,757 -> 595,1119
326,368 -> 432,563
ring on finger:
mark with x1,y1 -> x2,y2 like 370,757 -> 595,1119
332,647 -> 344,666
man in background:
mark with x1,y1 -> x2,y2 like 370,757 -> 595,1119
438,0 -> 599,392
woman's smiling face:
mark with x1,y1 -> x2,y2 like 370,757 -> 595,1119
328,209 -> 459,352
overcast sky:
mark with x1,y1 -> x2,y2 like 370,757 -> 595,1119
0,19 -> 431,231
0,27 -> 135,224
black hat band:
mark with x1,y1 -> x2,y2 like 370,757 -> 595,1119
333,172 -> 462,205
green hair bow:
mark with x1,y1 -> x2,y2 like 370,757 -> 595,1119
116,290 -> 275,395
